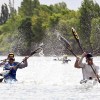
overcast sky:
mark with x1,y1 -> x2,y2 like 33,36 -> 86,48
0,0 -> 100,11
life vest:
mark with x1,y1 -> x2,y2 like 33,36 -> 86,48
3,62 -> 18,80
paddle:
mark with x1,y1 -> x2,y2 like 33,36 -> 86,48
71,27 -> 100,83
59,34 -> 77,57
15,46 -> 43,67
0,45 -> 43,82
72,27 -> 84,53
0,59 -> 8,62
0,59 -> 8,68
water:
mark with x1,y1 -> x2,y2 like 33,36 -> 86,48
0,56 -> 100,100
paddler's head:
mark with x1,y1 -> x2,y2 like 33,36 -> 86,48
8,53 -> 14,58
86,53 -> 93,65
8,53 -> 15,62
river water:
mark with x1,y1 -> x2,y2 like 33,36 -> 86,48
0,56 -> 100,100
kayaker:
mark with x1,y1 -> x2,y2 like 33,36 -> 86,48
0,53 -> 15,66
74,52 -> 100,82
2,53 -> 28,82
62,54 -> 71,63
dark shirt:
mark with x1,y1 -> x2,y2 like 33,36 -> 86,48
3,61 -> 27,81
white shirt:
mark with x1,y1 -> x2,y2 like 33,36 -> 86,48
80,63 -> 99,79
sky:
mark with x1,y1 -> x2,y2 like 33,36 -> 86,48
0,0 -> 100,11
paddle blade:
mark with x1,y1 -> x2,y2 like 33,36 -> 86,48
0,59 -> 8,63
59,35 -> 77,57
72,27 -> 79,41
72,27 -> 84,53
59,35 -> 72,50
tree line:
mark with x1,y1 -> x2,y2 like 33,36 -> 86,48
0,0 -> 100,56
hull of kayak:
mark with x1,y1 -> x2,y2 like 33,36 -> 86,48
80,79 -> 98,87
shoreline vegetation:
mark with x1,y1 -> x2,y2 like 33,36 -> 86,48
0,0 -> 100,56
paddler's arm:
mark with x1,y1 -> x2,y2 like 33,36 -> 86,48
74,57 -> 80,68
3,64 -> 11,70
0,59 -> 7,67
0,62 -> 5,67
78,52 -> 86,65
74,52 -> 86,68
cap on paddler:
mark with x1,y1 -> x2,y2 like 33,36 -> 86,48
86,53 -> 93,60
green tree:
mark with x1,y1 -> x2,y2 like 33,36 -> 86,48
79,0 -> 97,52
18,0 -> 40,17
91,17 -> 100,50
49,2 -> 68,14
18,17 -> 33,55
31,9 -> 49,42
94,2 -> 100,17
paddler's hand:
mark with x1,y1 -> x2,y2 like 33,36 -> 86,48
10,66 -> 17,70
1,59 -> 8,62
76,57 -> 80,62
22,56 -> 28,63
82,52 -> 87,58
3,59 -> 7,62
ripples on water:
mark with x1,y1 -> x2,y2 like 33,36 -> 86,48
0,56 -> 100,100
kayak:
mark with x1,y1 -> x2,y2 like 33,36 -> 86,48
80,79 -> 98,88
0,76 -> 17,83
4,78 -> 17,84
53,58 -> 71,63
80,78 -> 97,83
0,76 -> 4,82
0,70 -> 10,76
0,70 -> 10,83
62,59 -> 71,63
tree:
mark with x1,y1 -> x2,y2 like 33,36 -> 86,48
18,17 -> 33,55
31,10 -> 49,42
91,17 -> 100,50
18,0 -> 40,17
79,0 -> 97,52
94,2 -> 100,17
0,4 -> 9,25
49,2 -> 68,14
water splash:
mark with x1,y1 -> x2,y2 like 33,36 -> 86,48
54,30 -> 61,40
39,48 -> 44,56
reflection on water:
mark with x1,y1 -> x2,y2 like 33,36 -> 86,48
0,56 -> 100,100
